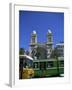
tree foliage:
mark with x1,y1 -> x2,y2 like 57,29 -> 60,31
19,48 -> 25,55
50,47 -> 59,58
35,47 -> 47,59
26,50 -> 30,55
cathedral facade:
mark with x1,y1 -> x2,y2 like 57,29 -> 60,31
30,29 -> 53,59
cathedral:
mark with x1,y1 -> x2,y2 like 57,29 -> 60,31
30,29 -> 53,59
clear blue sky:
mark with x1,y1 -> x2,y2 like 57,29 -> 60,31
19,10 -> 64,50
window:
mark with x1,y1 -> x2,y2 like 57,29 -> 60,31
48,37 -> 51,42
60,61 -> 64,67
32,37 -> 35,43
47,61 -> 53,68
40,62 -> 46,70
33,62 -> 38,68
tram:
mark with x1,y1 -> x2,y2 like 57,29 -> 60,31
19,55 -> 34,79
33,57 -> 64,77
19,55 -> 64,79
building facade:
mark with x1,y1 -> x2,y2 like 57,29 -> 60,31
56,43 -> 64,57
30,29 -> 53,59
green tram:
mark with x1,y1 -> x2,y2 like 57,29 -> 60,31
33,57 -> 64,77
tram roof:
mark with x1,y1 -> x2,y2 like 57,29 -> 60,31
19,55 -> 33,60
33,57 -> 64,62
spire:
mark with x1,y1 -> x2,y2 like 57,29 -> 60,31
32,30 -> 36,34
48,29 -> 52,34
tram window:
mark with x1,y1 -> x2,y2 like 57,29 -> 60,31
40,62 -> 46,70
34,62 -> 38,68
60,61 -> 64,67
23,62 -> 27,68
47,61 -> 53,68
27,59 -> 33,68
23,59 -> 33,68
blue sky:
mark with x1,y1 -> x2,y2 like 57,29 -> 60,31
19,10 -> 64,50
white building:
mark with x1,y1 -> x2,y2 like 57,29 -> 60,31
56,43 -> 64,57
30,29 -> 53,59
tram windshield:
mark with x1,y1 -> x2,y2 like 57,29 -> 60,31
19,55 -> 33,69
23,58 -> 33,68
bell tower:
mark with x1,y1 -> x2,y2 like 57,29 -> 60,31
31,30 -> 37,44
46,29 -> 53,58
30,30 -> 37,58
